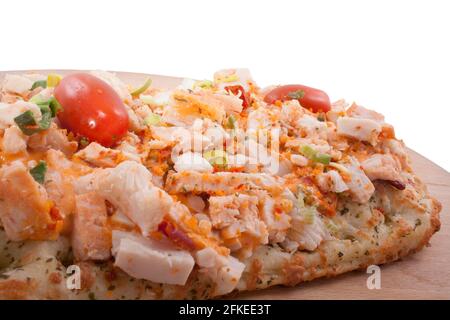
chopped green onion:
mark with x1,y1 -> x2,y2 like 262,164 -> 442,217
131,78 -> 152,97
79,137 -> 90,147
30,95 -> 62,117
313,153 -> 331,165
139,95 -> 154,105
14,110 -> 39,135
144,113 -> 161,126
195,80 -> 214,89
47,74 -> 61,87
300,145 -> 331,165
14,110 -> 49,135
203,150 -> 228,168
29,94 -> 48,105
48,97 -> 63,117
227,115 -> 237,129
14,97 -> 61,135
300,145 -> 316,159
328,162 -> 350,175
29,161 -> 47,184
317,113 -> 326,122
287,90 -> 305,100
30,80 -> 47,90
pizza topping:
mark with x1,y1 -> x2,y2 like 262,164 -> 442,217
29,160 -> 47,184
130,78 -> 152,98
72,192 -> 111,261
264,84 -> 331,113
46,74 -> 62,88
300,145 -> 331,165
54,73 -> 129,147
112,231 -> 194,286
74,142 -> 133,168
174,152 -> 213,173
14,96 -> 61,136
0,161 -> 62,241
195,247 -> 245,295
1,74 -> 34,95
225,85 -> 250,109
31,80 -> 47,91
336,116 -> 382,145
74,161 -> 173,237
361,154 -> 404,184
1,125 -> 28,155
316,170 -> 349,194
341,157 -> 375,203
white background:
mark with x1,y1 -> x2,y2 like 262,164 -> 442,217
1,0 -> 449,172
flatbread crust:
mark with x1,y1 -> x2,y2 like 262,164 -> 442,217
0,172 -> 440,299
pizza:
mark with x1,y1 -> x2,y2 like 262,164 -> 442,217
0,69 -> 441,299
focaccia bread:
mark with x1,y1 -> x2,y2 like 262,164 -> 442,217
0,69 -> 441,299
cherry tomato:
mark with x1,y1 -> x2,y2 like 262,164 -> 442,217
225,85 -> 250,108
264,84 -> 331,113
54,73 -> 129,147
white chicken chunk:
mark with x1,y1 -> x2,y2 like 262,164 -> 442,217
112,230 -> 194,286
336,117 -> 381,145
208,194 -> 268,243
90,70 -> 131,101
1,74 -> 33,95
280,100 -> 305,127
342,157 -> 375,203
361,154 -> 403,182
0,161 -> 59,241
1,125 -> 28,154
75,161 -> 173,236
347,103 -> 385,121
0,101 -> 41,130
165,90 -> 227,125
195,247 -> 246,296
116,132 -> 145,163
213,68 -> 254,92
27,123 -> 78,157
44,150 -> 80,228
316,170 -> 349,193
166,171 -> 282,195
287,209 -> 331,251
296,114 -> 328,140
382,139 -> 410,170
256,191 -> 291,243
326,99 -> 347,124
210,93 -> 244,115
75,142 -> 139,167
290,154 -> 309,167
72,192 -> 111,261
174,152 -> 213,173
246,108 -> 272,131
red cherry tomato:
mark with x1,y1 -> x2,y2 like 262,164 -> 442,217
264,84 -> 331,113
55,73 -> 129,147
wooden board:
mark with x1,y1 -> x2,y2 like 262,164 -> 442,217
1,70 -> 449,299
